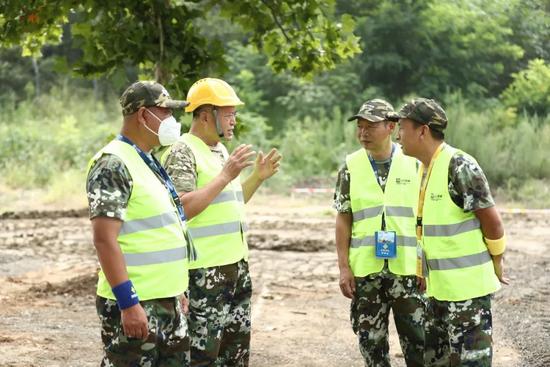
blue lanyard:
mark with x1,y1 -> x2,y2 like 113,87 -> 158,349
117,135 -> 186,222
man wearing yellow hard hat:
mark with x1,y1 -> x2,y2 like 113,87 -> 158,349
162,77 -> 282,366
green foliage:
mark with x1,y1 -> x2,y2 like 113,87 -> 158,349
219,1 -> 360,76
501,59 -> 550,116
422,0 -> 524,96
1,0 -> 549,207
1,0 -> 361,95
277,107 -> 355,185
506,0 -> 550,65
444,94 -> 550,189
0,86 -> 119,188
336,0 -> 529,99
0,2 -> 70,56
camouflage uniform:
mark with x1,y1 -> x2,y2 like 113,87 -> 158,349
422,153 -> 495,367
424,295 -> 493,366
164,140 -> 252,367
97,297 -> 190,367
396,98 -> 497,367
87,81 -> 191,367
350,266 -> 426,367
187,260 -> 252,366
336,99 -> 426,367
87,156 -> 191,366
87,154 -> 132,220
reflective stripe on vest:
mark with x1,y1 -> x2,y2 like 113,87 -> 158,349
124,247 -> 188,266
427,250 -> 491,271
423,218 -> 480,237
346,146 -> 420,277
350,235 -> 417,248
211,190 -> 244,205
421,145 -> 500,301
188,221 -> 248,239
120,211 -> 179,235
176,133 -> 248,269
385,206 -> 415,217
352,205 -> 414,222
88,140 -> 189,301
352,206 -> 383,221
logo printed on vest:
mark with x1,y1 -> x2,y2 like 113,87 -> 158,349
395,177 -> 411,185
430,193 -> 443,201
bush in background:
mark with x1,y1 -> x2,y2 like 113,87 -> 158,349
1,88 -> 549,208
0,85 -> 119,194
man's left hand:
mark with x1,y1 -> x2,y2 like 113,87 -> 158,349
180,294 -> 189,314
492,254 -> 510,285
253,148 -> 282,181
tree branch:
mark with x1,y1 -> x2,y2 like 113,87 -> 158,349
259,0 -> 291,43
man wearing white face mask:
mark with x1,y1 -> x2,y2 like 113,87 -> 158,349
162,78 -> 282,366
86,81 -> 193,366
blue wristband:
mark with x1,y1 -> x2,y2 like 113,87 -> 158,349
112,280 -> 139,310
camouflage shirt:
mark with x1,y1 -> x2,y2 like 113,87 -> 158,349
86,151 -> 167,220
86,154 -> 133,220
163,139 -> 227,193
333,151 -> 494,214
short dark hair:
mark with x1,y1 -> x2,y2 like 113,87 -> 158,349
411,120 -> 445,140
192,104 -> 214,118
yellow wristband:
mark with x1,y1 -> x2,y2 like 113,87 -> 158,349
484,235 -> 506,256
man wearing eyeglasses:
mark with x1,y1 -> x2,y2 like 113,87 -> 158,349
334,99 -> 426,366
161,77 -> 281,366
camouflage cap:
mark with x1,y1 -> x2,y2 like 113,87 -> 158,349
396,98 -> 448,130
347,99 -> 397,122
119,81 -> 189,116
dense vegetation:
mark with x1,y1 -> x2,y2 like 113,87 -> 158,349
0,0 -> 549,207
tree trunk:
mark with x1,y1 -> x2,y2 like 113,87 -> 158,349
32,58 -> 40,97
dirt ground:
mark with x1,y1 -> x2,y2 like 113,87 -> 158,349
0,194 -> 549,367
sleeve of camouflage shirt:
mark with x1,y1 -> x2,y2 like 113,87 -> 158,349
333,163 -> 352,214
448,153 -> 495,212
162,140 -> 198,193
86,154 -> 132,220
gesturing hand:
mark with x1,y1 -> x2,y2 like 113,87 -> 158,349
221,144 -> 256,182
253,148 -> 282,181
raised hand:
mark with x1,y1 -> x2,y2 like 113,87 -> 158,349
253,148 -> 282,181
221,144 -> 256,182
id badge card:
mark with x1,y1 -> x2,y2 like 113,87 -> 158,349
375,230 -> 397,258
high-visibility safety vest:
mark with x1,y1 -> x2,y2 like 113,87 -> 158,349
346,145 -> 420,277
167,133 -> 248,270
421,145 -> 500,301
87,140 -> 189,301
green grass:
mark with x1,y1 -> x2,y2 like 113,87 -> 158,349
0,88 -> 549,210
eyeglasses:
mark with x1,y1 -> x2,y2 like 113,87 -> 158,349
222,111 -> 238,121
200,108 -> 238,122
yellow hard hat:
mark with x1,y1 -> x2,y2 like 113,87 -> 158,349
185,78 -> 244,112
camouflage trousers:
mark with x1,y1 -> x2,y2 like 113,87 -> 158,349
96,296 -> 190,367
351,266 -> 426,367
424,295 -> 493,367
188,259 -> 252,367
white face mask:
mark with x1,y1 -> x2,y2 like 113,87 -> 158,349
144,109 -> 181,146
